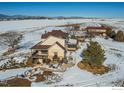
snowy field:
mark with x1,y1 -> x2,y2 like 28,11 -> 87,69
0,19 -> 124,86
0,19 -> 93,32
0,19 -> 124,32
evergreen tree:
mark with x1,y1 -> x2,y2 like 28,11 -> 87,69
111,31 -> 116,39
87,31 -> 94,41
115,31 -> 124,42
106,27 -> 116,39
82,41 -> 105,66
106,27 -> 112,37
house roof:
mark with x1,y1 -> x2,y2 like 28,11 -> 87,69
31,45 -> 51,50
68,39 -> 77,44
41,30 -> 68,39
71,31 -> 87,36
86,26 -> 107,30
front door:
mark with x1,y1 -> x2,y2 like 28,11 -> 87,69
54,52 -> 58,58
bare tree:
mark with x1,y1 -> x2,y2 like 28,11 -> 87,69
0,31 -> 23,49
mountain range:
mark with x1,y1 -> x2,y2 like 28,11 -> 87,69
0,14 -> 99,20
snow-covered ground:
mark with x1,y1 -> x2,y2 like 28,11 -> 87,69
0,67 -> 31,80
31,37 -> 124,87
0,19 -> 124,87
0,19 -> 93,32
0,19 -> 124,32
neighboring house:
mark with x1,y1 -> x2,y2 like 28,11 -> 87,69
67,39 -> 78,51
86,26 -> 107,36
31,36 -> 66,64
41,30 -> 68,40
70,31 -> 86,42
73,25 -> 80,31
77,36 -> 85,42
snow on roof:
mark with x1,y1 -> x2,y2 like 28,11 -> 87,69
68,39 -> 77,44
76,32 -> 86,36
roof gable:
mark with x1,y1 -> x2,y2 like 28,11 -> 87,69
49,42 -> 66,51
31,41 -> 66,51
41,35 -> 65,45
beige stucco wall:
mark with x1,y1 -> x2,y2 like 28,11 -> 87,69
48,44 -> 65,60
40,36 -> 65,47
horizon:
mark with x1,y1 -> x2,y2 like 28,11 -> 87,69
0,2 -> 124,18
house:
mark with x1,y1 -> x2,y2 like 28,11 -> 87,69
77,36 -> 85,42
70,31 -> 86,42
73,25 -> 80,31
31,36 -> 66,64
41,30 -> 68,40
86,26 -> 107,36
67,39 -> 78,51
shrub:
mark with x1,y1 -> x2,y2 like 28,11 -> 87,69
77,62 -> 110,75
112,80 -> 124,87
7,77 -> 31,87
106,29 -> 116,39
44,74 -> 62,84
106,27 -> 112,37
115,31 -> 124,42
35,71 -> 62,84
107,64 -> 119,71
0,81 -> 8,87
71,35 -> 76,39
35,74 -> 45,82
43,71 -> 54,76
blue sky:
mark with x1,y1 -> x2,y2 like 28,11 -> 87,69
0,2 -> 124,18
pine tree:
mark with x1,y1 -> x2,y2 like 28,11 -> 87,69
115,31 -> 124,42
106,27 -> 112,37
82,41 -> 105,66
111,31 -> 116,39
106,27 -> 116,39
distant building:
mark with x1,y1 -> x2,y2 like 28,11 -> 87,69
86,26 -> 107,36
67,39 -> 78,51
70,31 -> 86,42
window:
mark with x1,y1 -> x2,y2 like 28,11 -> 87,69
41,50 -> 48,53
54,52 -> 58,56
